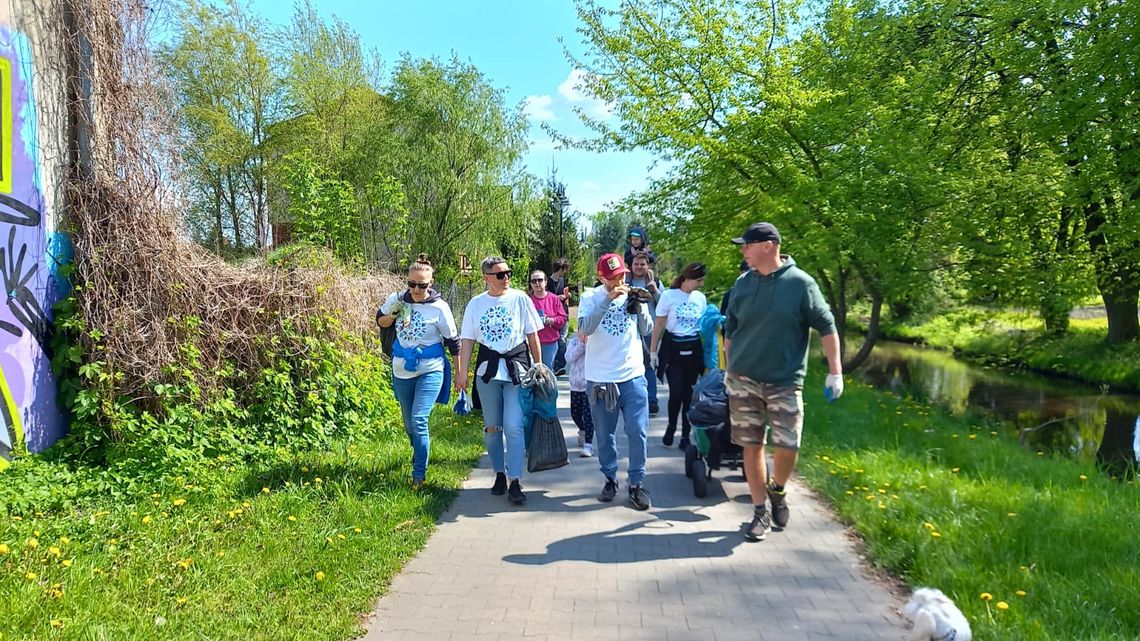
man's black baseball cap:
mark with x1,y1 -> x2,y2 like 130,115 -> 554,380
731,222 -> 781,245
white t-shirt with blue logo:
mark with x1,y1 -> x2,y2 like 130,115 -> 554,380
381,294 -> 458,379
578,285 -> 645,384
656,288 -> 706,338
460,289 -> 542,382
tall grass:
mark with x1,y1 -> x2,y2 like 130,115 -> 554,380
798,371 -> 1140,640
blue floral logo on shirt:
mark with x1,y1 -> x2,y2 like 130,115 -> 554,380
479,305 -> 514,346
600,301 -> 630,337
676,301 -> 701,333
397,310 -> 428,344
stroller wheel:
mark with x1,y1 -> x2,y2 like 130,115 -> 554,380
691,459 -> 708,498
684,442 -> 698,479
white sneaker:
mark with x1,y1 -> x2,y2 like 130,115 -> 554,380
581,443 -> 593,457
577,430 -> 585,447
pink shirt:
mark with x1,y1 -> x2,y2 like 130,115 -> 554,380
529,291 -> 567,344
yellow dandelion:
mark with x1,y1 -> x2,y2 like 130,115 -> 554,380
1008,512 -> 1017,517
176,558 -> 192,570
51,620 -> 63,629
855,468 -> 864,473
1036,451 -> 1044,456
217,551 -> 226,558
59,537 -> 70,545
176,597 -> 188,605
931,532 -> 941,538
845,490 -> 854,496
325,536 -> 334,545
1015,590 -> 1027,597
822,456 -> 831,462
172,498 -> 187,507
952,434 -> 958,438
287,515 -> 297,522
26,538 -> 38,549
924,522 -> 934,529
996,601 -> 1009,610
62,559 -> 73,568
968,434 -> 977,440
1079,474 -> 1088,481
262,487 -> 270,494
301,466 -> 309,473
865,494 -> 875,500
315,571 -> 326,581
25,571 -> 37,581
951,467 -> 960,473
142,516 -> 152,524
315,477 -> 323,484
337,534 -> 346,540
918,485 -> 927,491
980,592 -> 993,601
353,527 -> 362,534
990,431 -> 998,436
878,488 -> 887,494
0,543 -> 9,554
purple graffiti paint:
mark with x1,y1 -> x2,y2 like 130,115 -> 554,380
1,25 -> 66,458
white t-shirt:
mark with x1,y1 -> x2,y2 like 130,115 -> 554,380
460,289 -> 542,382
656,288 -> 706,338
578,285 -> 645,384
381,294 -> 459,379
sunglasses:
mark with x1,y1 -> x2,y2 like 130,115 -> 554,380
530,278 -> 546,283
407,281 -> 431,290
484,270 -> 512,280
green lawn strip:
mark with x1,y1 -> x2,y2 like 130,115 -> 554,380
865,307 -> 1140,391
797,372 -> 1140,641
0,410 -> 483,640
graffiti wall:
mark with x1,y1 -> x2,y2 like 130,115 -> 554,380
0,23 -> 67,465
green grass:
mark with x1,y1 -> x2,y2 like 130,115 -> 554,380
870,307 -> 1140,391
798,370 -> 1140,641
0,410 -> 483,640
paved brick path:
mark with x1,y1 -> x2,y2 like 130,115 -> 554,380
362,380 -> 908,641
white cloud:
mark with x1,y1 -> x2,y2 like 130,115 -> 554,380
557,69 -> 614,120
523,94 -> 557,122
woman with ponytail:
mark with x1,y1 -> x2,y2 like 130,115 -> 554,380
649,262 -> 708,452
377,254 -> 459,489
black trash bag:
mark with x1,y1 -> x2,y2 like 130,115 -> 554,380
688,368 -> 728,428
527,414 -> 569,473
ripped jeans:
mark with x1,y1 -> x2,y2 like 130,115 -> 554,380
476,378 -> 526,480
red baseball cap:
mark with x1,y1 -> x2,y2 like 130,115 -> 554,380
596,253 -> 629,279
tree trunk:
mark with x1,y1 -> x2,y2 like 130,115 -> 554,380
1103,291 -> 1140,343
1085,200 -> 1140,343
844,291 -> 883,371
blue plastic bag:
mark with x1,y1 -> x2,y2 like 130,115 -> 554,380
453,390 -> 471,416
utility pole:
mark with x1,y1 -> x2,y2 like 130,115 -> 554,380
548,166 -> 570,259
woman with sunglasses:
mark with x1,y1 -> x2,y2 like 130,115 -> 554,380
455,257 -> 544,505
649,262 -> 708,452
377,254 -> 460,489
527,270 -> 568,370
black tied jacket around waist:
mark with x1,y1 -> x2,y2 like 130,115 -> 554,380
474,341 -> 532,385
656,331 -> 703,382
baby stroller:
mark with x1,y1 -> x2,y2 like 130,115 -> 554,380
684,369 -> 744,497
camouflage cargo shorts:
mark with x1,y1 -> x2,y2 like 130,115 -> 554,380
726,372 -> 804,450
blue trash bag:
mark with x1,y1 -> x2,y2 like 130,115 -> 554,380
688,368 -> 728,428
453,390 -> 471,416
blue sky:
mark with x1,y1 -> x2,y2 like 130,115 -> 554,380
246,0 -> 665,220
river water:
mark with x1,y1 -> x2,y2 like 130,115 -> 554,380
854,341 -> 1140,477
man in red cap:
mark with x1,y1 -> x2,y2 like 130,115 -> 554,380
578,253 -> 655,510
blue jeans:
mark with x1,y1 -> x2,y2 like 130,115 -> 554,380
553,325 -> 569,371
392,370 -> 444,481
589,376 -> 649,486
540,341 -> 558,369
476,378 -> 525,480
642,342 -> 658,404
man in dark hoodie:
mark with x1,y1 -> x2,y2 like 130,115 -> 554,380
624,226 -> 657,266
723,222 -> 844,542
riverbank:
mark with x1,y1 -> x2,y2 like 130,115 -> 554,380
0,412 -> 484,640
797,369 -> 1140,641
859,307 -> 1140,392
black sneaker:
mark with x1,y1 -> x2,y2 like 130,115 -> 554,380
678,436 -> 690,452
628,485 -> 652,511
662,426 -> 676,447
744,509 -> 773,541
599,478 -> 618,502
767,483 -> 790,528
490,472 -> 507,496
508,479 -> 526,505
649,401 -> 659,415
555,368 -> 567,377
